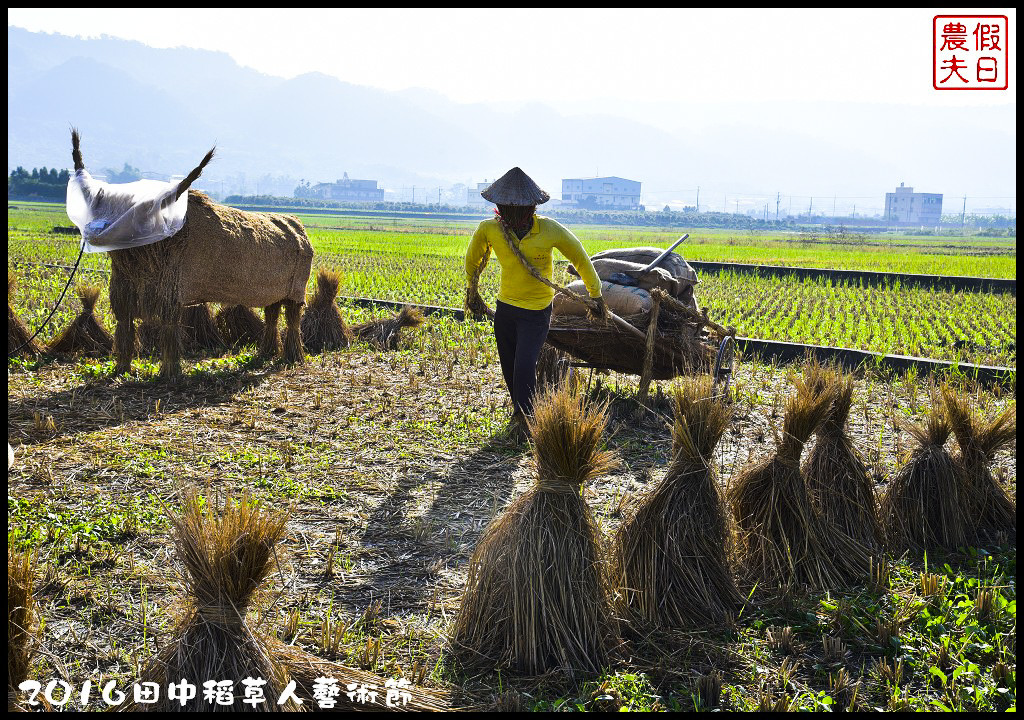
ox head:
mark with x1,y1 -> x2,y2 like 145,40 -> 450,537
70,128 -> 215,209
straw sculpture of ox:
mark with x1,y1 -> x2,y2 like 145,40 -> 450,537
71,130 -> 314,377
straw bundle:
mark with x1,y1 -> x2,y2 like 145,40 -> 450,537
8,551 -> 38,712
802,362 -> 883,554
452,382 -> 617,674
941,387 -> 1016,538
352,306 -> 423,351
129,491 -> 294,712
139,304 -> 225,356
612,375 -> 742,627
45,285 -> 112,357
300,269 -> 352,353
728,378 -> 849,590
879,399 -> 971,551
216,304 -> 266,349
8,273 -> 41,358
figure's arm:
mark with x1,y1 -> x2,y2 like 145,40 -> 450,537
553,226 -> 602,299
465,224 -> 492,288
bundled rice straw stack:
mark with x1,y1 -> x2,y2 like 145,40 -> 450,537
941,386 -> 1016,538
45,285 -> 112,357
879,395 -> 971,551
216,304 -> 266,349
8,550 -> 38,712
352,306 -> 424,351
300,269 -> 352,353
802,362 -> 883,555
728,377 -> 849,590
181,303 -> 225,353
453,382 -> 616,674
613,375 -> 741,627
8,272 -> 41,358
130,491 -> 295,712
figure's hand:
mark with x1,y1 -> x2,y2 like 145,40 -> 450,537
587,296 -> 609,322
466,287 -> 494,320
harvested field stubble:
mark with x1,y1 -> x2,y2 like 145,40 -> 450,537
5,304 -> 1017,711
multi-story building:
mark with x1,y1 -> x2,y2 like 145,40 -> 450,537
307,173 -> 384,202
561,176 -> 641,210
466,181 -> 494,208
884,183 -> 943,224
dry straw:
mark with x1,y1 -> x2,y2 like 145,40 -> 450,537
801,361 -> 883,557
139,304 -> 224,356
941,386 -> 1016,538
8,550 -> 38,712
352,306 -> 424,351
129,491 -> 295,712
216,304 -> 266,349
612,375 -> 742,627
452,381 -> 617,675
300,268 -> 352,353
879,394 -> 971,551
45,284 -> 112,357
8,272 -> 41,357
728,377 -> 851,590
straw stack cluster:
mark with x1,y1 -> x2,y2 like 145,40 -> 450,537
139,304 -> 225,357
802,362 -> 883,555
8,273 -> 40,358
130,491 -> 294,712
940,386 -> 1016,538
879,392 -> 971,551
453,382 -> 616,674
728,376 -> 853,590
8,550 -> 38,712
612,375 -> 741,627
45,285 -> 112,357
352,306 -> 424,351
300,269 -> 352,353
216,305 -> 266,349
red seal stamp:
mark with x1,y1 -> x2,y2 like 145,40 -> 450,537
934,15 -> 1009,90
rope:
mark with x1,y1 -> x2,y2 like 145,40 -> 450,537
9,243 -> 86,357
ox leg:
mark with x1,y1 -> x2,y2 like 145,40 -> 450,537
261,302 -> 283,359
160,304 -> 183,378
109,276 -> 137,375
283,299 -> 304,365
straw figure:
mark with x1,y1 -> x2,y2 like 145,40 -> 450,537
8,550 -> 38,712
352,306 -> 424,350
879,394 -> 971,551
216,304 -> 267,350
129,491 -> 295,712
71,130 -> 313,378
45,284 -> 113,357
941,386 -> 1016,538
453,382 -> 617,675
139,303 -> 224,356
801,361 -> 883,554
728,377 -> 852,590
8,272 -> 41,358
612,375 -> 742,628
300,268 -> 353,353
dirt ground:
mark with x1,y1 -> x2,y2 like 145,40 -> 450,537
7,322 -> 1017,711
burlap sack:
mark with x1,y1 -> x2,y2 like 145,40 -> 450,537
552,280 -> 652,317
590,247 -> 699,284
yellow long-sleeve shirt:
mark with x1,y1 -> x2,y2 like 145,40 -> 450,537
465,215 -> 603,311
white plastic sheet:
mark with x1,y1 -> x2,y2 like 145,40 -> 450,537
66,170 -> 188,253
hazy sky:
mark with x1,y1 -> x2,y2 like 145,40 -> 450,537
8,8 -> 1017,109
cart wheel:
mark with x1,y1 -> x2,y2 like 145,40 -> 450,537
713,336 -> 735,398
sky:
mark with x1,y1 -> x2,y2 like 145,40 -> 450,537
8,8 -> 1016,109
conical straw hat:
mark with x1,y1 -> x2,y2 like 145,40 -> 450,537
481,167 -> 550,205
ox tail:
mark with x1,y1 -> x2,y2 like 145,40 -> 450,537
172,147 -> 216,202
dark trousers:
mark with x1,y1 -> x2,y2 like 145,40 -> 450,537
493,300 -> 552,417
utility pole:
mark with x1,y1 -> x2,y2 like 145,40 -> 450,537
412,185 -> 415,204
832,195 -> 836,219
809,197 -> 813,218
776,192 -> 780,222
735,199 -> 739,214
961,195 -> 967,235
696,186 -> 700,213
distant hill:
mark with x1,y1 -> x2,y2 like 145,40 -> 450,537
7,26 -> 1016,208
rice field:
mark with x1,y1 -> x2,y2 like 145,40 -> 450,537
7,202 -> 1018,368
7,201 -> 1017,712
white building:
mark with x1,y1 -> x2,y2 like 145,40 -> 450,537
561,176 -> 641,210
884,183 -> 942,224
306,173 -> 384,202
466,181 -> 494,208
